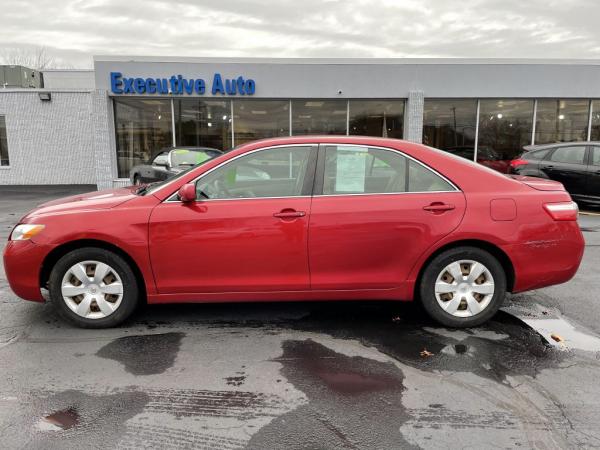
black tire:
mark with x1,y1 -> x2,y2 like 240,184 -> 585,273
49,247 -> 140,328
419,246 -> 506,328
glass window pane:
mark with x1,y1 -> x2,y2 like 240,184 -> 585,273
408,160 -> 454,192
196,146 -> 312,199
422,99 -> 477,159
477,99 -> 534,173
323,146 -> 407,195
591,147 -> 600,166
0,116 -> 9,166
548,146 -> 586,164
233,100 -> 289,146
175,99 -> 232,151
114,98 -> 173,178
292,100 -> 347,135
535,99 -> 589,144
349,100 -> 404,138
528,149 -> 551,160
591,100 -> 600,141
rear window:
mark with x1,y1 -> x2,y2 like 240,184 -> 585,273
526,149 -> 551,160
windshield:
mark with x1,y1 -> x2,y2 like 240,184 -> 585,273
170,149 -> 221,167
136,152 -> 219,196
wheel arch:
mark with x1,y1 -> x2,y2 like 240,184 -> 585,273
413,239 -> 515,301
40,239 -> 147,303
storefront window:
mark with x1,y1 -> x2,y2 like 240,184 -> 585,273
114,98 -> 172,178
233,100 -> 289,146
534,99 -> 590,144
590,100 -> 600,141
0,116 -> 9,166
175,99 -> 232,151
423,100 -> 477,158
477,99 -> 534,173
291,100 -> 347,135
349,100 -> 404,138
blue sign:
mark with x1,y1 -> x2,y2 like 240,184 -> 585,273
110,72 -> 255,96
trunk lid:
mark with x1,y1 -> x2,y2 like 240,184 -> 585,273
508,175 -> 565,191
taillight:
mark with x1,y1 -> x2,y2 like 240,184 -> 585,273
543,201 -> 579,221
510,158 -> 528,168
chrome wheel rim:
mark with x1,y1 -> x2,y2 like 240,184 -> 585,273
434,259 -> 495,318
61,260 -> 124,319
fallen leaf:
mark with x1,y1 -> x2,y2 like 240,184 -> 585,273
420,349 -> 434,357
551,333 -> 564,343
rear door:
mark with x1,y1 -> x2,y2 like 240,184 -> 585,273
308,144 -> 466,290
585,145 -> 600,203
540,145 -> 588,197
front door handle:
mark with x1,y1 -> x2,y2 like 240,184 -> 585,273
273,209 -> 306,219
423,203 -> 455,213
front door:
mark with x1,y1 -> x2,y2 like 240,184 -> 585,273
149,145 -> 317,294
308,144 -> 466,290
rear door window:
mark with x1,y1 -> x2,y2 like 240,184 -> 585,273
548,146 -> 586,164
322,145 -> 454,195
591,146 -> 600,166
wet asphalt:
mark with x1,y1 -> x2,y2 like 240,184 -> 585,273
1,187 -> 600,449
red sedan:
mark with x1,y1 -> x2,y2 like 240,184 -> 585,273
3,137 -> 584,328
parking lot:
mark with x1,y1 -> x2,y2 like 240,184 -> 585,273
1,187 -> 600,449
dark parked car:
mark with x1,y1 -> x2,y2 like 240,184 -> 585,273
510,142 -> 600,206
130,147 -> 222,185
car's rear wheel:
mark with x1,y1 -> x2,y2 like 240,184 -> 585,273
419,246 -> 506,327
49,248 -> 139,328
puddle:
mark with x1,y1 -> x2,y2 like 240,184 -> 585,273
38,408 -> 79,431
247,339 -> 413,449
502,304 -> 600,352
96,332 -> 184,375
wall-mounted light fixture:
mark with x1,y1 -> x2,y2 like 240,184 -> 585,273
38,92 -> 52,102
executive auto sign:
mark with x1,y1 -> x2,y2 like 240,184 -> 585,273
110,72 -> 255,95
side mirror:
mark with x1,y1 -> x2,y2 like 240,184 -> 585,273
178,183 -> 196,202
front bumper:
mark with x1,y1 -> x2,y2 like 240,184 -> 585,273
3,240 -> 51,302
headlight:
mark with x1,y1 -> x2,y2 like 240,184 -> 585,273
10,224 -> 45,241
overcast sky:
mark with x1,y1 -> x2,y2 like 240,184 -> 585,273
1,0 -> 599,68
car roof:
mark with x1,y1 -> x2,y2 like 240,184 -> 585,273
524,141 -> 600,151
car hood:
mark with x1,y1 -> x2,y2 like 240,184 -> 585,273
24,186 -> 138,218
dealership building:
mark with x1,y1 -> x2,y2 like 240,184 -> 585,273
1,56 -> 600,189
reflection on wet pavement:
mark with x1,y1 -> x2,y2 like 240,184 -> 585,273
1,301 -> 600,449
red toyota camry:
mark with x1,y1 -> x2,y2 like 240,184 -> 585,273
3,137 -> 584,328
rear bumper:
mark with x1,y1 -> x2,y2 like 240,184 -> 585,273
504,222 -> 585,293
2,240 -> 50,302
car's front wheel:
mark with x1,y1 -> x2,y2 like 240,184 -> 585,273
49,247 -> 140,328
419,246 -> 506,328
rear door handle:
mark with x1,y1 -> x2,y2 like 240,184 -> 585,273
423,203 -> 455,212
273,209 -> 306,219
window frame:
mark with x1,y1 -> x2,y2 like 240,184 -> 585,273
313,144 -> 460,197
165,144 -> 318,202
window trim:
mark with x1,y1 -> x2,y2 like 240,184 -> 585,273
165,143 -> 318,202
313,143 -> 460,197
